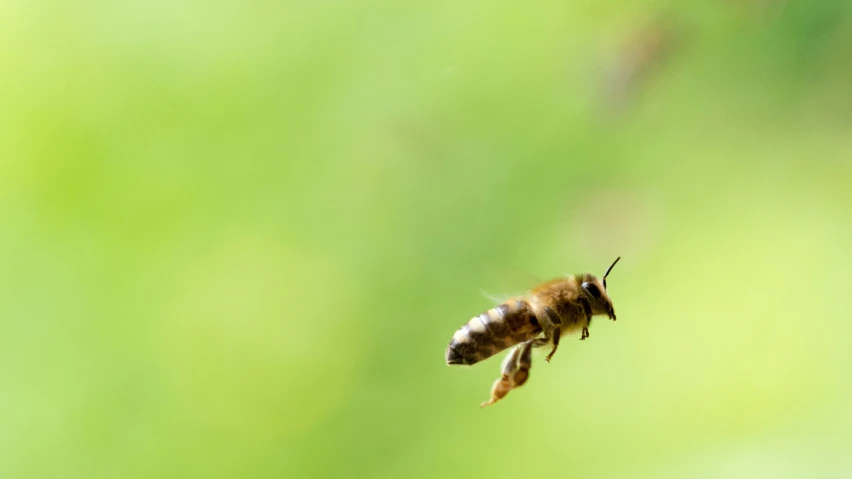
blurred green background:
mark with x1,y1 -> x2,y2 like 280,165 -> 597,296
2,0 -> 852,477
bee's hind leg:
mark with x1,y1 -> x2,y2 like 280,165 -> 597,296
481,341 -> 534,408
510,339 -> 534,386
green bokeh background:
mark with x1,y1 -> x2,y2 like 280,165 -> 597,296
3,1 -> 852,478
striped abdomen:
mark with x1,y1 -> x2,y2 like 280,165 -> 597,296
445,300 -> 542,365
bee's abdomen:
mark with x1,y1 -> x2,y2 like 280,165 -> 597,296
445,300 -> 541,366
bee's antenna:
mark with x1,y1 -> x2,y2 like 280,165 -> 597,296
602,256 -> 621,290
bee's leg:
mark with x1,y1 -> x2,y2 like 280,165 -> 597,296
579,299 -> 592,342
511,339 -> 534,386
545,327 -> 561,362
481,341 -> 534,408
481,345 -> 521,408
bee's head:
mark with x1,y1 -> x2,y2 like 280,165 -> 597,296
580,257 -> 620,320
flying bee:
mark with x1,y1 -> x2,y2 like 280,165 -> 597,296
445,257 -> 621,407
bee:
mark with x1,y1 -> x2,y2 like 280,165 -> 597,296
445,257 -> 621,407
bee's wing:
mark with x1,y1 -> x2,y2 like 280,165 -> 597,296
479,289 -> 518,305
478,265 -> 542,305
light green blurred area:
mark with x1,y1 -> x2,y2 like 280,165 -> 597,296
2,0 -> 852,477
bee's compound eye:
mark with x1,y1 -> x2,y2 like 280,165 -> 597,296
582,282 -> 601,299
